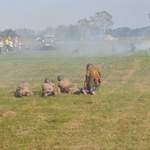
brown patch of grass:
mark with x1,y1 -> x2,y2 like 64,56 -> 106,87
64,122 -> 80,130
18,130 -> 29,136
2,111 -> 17,118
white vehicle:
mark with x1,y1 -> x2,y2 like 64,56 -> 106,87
40,35 -> 55,50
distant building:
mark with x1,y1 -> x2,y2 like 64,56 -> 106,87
91,34 -> 114,41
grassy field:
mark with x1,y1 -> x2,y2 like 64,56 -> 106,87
0,41 -> 150,150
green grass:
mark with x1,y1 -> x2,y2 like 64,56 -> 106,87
0,41 -> 150,150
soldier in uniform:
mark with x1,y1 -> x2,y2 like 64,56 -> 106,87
57,75 -> 82,94
82,63 -> 102,95
42,78 -> 60,96
15,82 -> 33,97
130,41 -> 136,52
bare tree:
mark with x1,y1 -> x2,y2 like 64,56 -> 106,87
94,11 -> 113,36
77,18 -> 88,40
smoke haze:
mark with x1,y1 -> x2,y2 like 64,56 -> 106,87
0,0 -> 150,30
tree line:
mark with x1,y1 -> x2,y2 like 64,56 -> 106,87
1,11 -> 150,41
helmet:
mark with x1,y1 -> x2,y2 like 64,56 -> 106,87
15,91 -> 22,97
44,78 -> 50,83
86,63 -> 92,69
57,75 -> 64,81
49,79 -> 54,83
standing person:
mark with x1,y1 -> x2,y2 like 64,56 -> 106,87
83,63 -> 102,95
25,42 -> 29,50
9,39 -> 13,51
18,41 -> 21,50
42,78 -> 60,96
15,82 -> 33,97
111,41 -> 116,51
0,37 -> 4,53
14,37 -> 19,48
130,41 -> 136,52
5,37 -> 10,52
57,75 -> 82,94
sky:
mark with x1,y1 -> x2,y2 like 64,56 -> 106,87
0,0 -> 150,31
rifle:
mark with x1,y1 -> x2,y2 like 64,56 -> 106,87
84,81 -> 88,89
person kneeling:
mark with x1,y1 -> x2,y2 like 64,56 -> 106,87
82,63 -> 102,95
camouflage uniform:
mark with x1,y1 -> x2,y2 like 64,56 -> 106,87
84,65 -> 101,94
58,78 -> 81,94
15,82 -> 33,97
42,82 -> 60,96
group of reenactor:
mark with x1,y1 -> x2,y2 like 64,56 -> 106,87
0,36 -> 21,53
15,63 -> 102,97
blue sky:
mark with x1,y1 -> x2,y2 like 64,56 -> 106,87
0,0 -> 150,30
